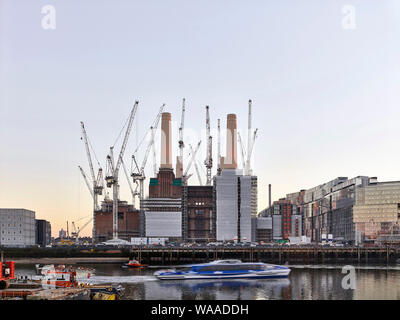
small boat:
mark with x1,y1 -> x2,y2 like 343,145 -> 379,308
122,259 -> 147,269
40,266 -> 78,288
154,259 -> 291,280
79,283 -> 125,300
36,264 -> 94,279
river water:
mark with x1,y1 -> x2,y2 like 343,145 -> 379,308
15,263 -> 400,300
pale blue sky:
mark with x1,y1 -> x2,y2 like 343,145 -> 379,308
1,0 -> 400,236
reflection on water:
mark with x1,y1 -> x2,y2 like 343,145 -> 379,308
14,264 -> 400,300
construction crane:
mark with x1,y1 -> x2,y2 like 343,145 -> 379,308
105,100 -> 139,240
131,104 -> 164,205
121,157 -> 139,206
204,106 -> 213,185
71,217 -> 93,244
189,144 -> 203,186
245,99 -> 252,175
78,166 -> 94,199
183,140 -> 202,185
244,99 -> 258,176
79,121 -> 104,242
237,132 -> 247,171
217,118 -> 221,175
177,98 -> 186,178
246,128 -> 258,176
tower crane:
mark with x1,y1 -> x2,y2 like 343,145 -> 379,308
177,98 -> 185,178
246,128 -> 258,176
204,106 -> 213,185
237,133 -> 247,171
121,157 -> 139,206
245,99 -> 252,175
131,104 -> 165,205
151,127 -> 158,177
217,118 -> 221,175
189,144 -> 203,186
105,100 -> 139,240
71,217 -> 93,245
183,140 -> 202,185
78,166 -> 94,200
244,99 -> 258,176
79,121 -> 104,242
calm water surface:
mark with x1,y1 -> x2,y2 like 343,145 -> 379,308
15,263 -> 400,300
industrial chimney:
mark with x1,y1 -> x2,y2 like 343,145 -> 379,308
221,114 -> 238,169
268,184 -> 272,209
160,112 -> 172,169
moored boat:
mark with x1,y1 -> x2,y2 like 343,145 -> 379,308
122,259 -> 147,269
154,259 -> 291,280
36,264 -> 94,280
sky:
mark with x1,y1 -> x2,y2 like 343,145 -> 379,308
1,0 -> 400,237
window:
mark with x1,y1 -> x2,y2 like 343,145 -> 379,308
198,264 -> 265,272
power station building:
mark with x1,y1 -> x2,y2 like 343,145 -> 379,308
94,200 -> 141,242
92,106 -> 258,244
142,112 -> 183,241
214,114 -> 258,242
182,185 -> 215,242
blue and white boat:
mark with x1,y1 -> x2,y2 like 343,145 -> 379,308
154,260 -> 291,280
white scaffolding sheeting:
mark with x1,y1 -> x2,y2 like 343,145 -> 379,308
145,212 -> 182,237
215,169 -> 239,241
240,175 -> 252,242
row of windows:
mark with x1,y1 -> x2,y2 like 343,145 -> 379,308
1,231 -> 22,234
197,264 -> 265,272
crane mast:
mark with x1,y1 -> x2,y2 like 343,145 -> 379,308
108,101 -> 139,240
204,106 -> 213,185
217,118 -> 221,175
80,122 -> 96,183
80,122 -> 103,242
177,98 -> 185,178
246,128 -> 258,176
245,99 -> 252,175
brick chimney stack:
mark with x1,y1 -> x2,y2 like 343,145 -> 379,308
221,113 -> 237,169
160,112 -> 172,169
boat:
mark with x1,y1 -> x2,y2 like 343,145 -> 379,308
122,259 -> 147,269
154,259 -> 291,280
79,283 -> 125,300
35,264 -> 94,279
40,266 -> 78,288
34,265 -> 95,288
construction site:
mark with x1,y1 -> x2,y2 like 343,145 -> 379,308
74,99 -> 259,245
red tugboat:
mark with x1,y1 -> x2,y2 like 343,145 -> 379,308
122,259 -> 147,269
0,261 -> 15,290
